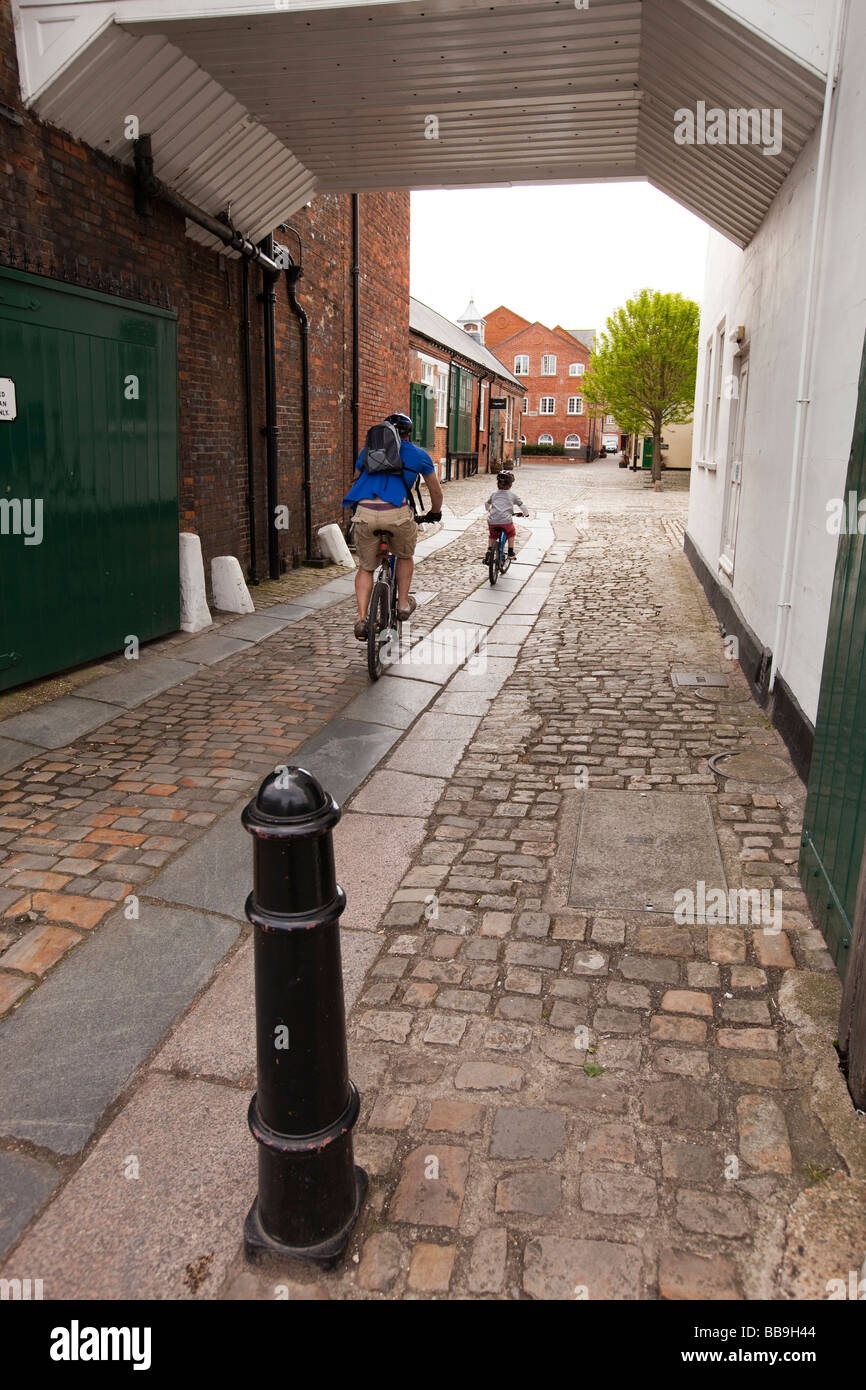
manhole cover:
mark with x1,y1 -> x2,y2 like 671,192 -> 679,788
671,671 -> 728,687
568,790 -> 727,913
707,751 -> 796,783
693,685 -> 749,704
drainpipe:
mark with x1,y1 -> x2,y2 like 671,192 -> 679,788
241,259 -> 258,583
133,136 -> 280,275
476,372 -> 491,471
284,260 -> 313,564
259,234 -> 281,580
351,195 -> 361,467
769,0 -> 849,694
445,357 -> 454,481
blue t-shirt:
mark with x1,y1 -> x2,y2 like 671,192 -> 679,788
343,439 -> 435,509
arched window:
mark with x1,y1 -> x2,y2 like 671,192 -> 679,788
565,433 -> 582,448
538,433 -> 554,446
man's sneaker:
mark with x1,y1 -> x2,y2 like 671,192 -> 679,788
354,619 -> 368,640
396,595 -> 417,622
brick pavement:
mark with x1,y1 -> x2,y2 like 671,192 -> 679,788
223,463 -> 855,1301
0,508 -> 501,1014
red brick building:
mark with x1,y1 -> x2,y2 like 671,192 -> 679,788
0,0 -> 408,686
485,307 -> 616,456
409,298 -> 522,481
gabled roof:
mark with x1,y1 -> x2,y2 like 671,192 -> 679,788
562,328 -> 598,353
410,298 -> 522,387
492,319 -> 593,358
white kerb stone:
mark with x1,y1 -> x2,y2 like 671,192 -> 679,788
211,555 -> 255,613
317,522 -> 355,569
179,533 -> 212,633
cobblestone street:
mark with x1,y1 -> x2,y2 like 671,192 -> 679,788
2,459 -> 863,1301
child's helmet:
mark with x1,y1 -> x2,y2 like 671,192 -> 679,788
497,471 -> 514,488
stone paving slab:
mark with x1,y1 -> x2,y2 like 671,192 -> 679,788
289,717 -> 403,806
171,632 -> 254,664
213,612 -> 293,641
0,905 -> 240,1155
2,1074 -> 254,1300
0,1149 -> 61,1256
0,737 -> 36,775
0,696 -> 120,749
350,770 -> 445,818
336,813 -> 428,933
343,674 -> 439,730
75,656 -> 199,709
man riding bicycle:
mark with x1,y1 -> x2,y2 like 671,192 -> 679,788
344,412 -> 444,640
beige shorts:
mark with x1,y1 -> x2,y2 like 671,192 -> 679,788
353,504 -> 417,570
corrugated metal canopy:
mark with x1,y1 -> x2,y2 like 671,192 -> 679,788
14,0 -> 828,248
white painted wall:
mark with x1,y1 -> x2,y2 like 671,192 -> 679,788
686,0 -> 866,725
706,0 -> 834,74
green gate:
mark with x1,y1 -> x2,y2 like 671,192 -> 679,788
799,331 -> 866,977
0,267 -> 178,691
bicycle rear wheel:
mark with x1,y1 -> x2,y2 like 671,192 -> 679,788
367,581 -> 391,681
500,546 -> 512,575
488,545 -> 499,586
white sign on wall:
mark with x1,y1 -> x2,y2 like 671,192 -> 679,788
0,379 -> 17,421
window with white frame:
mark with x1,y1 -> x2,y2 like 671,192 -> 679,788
567,396 -> 583,415
505,395 -> 514,441
523,396 -> 529,414
541,354 -> 557,375
519,434 -> 527,444
569,362 -> 585,377
480,381 -> 487,432
700,335 -> 714,459
605,414 -> 616,426
514,354 -> 529,375
708,320 -> 726,463
565,433 -> 581,448
435,365 -> 448,428
540,397 -> 555,414
538,433 -> 554,445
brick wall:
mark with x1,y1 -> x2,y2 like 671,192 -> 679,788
484,305 -> 530,348
0,0 -> 409,590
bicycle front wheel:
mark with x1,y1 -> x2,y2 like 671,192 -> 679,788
367,581 -> 391,681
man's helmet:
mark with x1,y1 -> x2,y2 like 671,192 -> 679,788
387,412 -> 413,433
497,470 -> 514,488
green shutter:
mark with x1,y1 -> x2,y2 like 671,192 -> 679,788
410,381 -> 425,445
800,330 -> 866,977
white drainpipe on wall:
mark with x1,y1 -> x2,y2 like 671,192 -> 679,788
769,0 -> 849,695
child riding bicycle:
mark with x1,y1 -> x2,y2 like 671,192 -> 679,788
483,470 -> 526,564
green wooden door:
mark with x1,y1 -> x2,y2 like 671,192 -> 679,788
0,267 -> 178,691
799,331 -> 866,978
410,380 -> 435,449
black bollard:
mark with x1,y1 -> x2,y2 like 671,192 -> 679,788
242,765 -> 366,1264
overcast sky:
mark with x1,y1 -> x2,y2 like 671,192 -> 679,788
410,181 -> 711,336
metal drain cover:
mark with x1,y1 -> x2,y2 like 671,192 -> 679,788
672,671 -> 728,687
708,750 -> 796,783
693,685 -> 749,704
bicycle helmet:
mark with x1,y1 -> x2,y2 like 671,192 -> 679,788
497,470 -> 514,488
386,412 -> 413,434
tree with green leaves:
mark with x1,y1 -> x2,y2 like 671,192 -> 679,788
583,289 -> 700,487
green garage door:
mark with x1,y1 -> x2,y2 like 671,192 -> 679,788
800,331 -> 866,978
0,267 -> 178,691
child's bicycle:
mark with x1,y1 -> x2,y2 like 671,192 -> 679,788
487,514 -> 528,586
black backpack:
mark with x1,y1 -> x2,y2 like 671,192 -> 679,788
362,422 -> 417,512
